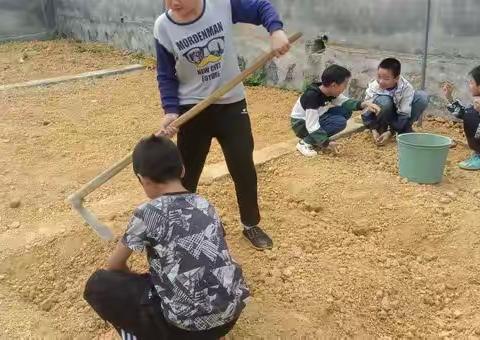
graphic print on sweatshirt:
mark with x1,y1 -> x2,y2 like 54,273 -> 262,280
176,22 -> 225,83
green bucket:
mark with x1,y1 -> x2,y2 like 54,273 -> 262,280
397,133 -> 452,184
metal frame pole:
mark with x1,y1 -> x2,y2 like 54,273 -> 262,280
418,0 -> 432,126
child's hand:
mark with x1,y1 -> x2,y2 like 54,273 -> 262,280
473,97 -> 480,112
441,81 -> 455,102
270,30 -> 290,57
376,131 -> 392,146
324,141 -> 340,154
372,129 -> 380,143
362,101 -> 381,114
157,113 -> 179,138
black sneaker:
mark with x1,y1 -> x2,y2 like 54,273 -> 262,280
242,226 -> 273,250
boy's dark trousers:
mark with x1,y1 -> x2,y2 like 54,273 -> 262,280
177,99 -> 260,227
464,108 -> 480,153
291,106 -> 350,145
362,92 -> 429,134
84,270 -> 237,340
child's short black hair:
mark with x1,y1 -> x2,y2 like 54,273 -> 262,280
132,135 -> 183,183
469,65 -> 480,86
321,65 -> 352,86
378,58 -> 401,78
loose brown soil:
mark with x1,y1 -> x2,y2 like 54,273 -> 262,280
1,41 -> 480,339
0,39 -> 148,85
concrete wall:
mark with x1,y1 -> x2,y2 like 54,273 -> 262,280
55,0 -> 164,54
232,0 -> 480,107
6,0 -> 480,107
52,0 -> 480,58
272,0 -> 480,59
321,46 -> 480,113
0,0 -> 55,42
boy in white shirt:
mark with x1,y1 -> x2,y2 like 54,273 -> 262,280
362,58 -> 429,145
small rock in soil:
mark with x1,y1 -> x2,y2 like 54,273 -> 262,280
440,197 -> 451,204
381,296 -> 391,311
445,191 -> 456,199
9,200 -> 21,208
9,221 -> 21,229
282,267 -> 294,279
40,298 -> 56,312
352,225 -> 374,237
438,331 -> 450,338
453,310 -> 463,319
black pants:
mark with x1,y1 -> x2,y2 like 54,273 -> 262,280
464,109 -> 480,153
177,99 -> 260,226
84,270 -> 237,340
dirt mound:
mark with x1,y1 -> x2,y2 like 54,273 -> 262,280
1,120 -> 480,338
2,39 -> 480,338
0,39 -> 146,85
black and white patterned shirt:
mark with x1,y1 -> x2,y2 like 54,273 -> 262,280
447,99 -> 480,139
122,192 -> 249,331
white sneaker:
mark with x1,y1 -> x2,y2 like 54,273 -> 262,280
296,140 -> 317,157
